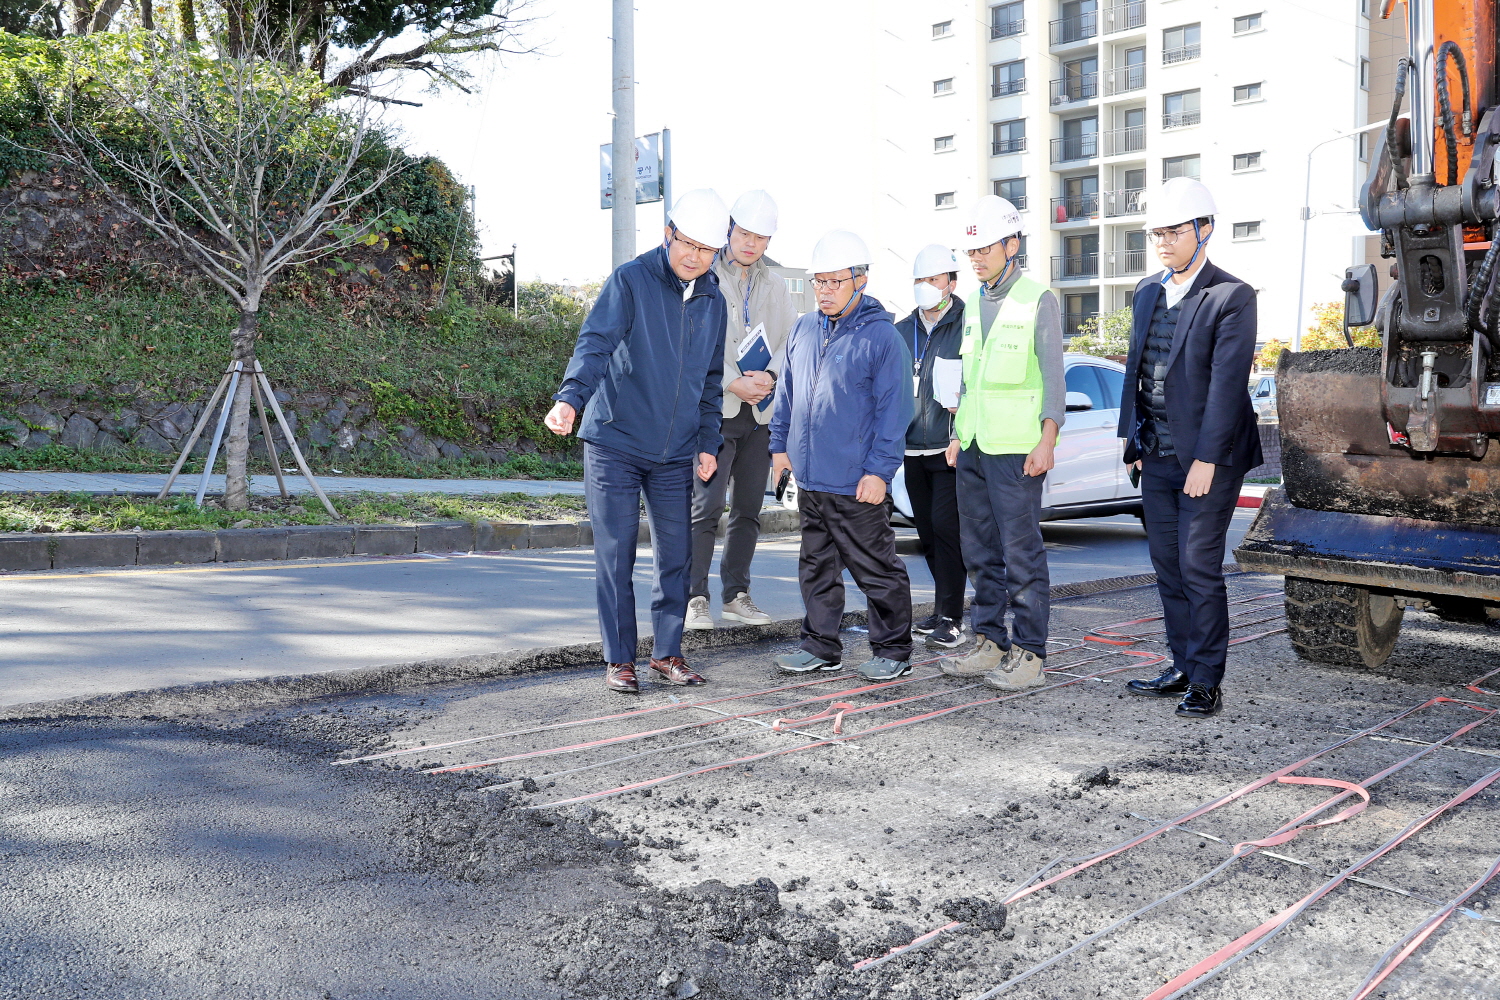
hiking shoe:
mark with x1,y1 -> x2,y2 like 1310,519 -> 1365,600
912,613 -> 944,635
649,656 -> 706,686
982,647 -> 1048,692
923,617 -> 963,649
775,650 -> 840,674
941,637 -> 1006,678
685,596 -> 714,631
857,656 -> 913,682
722,593 -> 772,626
605,662 -> 639,694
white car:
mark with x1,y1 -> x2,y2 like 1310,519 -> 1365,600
892,354 -> 1142,524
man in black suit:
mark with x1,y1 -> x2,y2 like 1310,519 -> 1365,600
1116,178 -> 1261,719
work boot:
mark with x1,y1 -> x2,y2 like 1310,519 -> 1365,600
1175,684 -> 1223,719
923,617 -> 963,649
775,650 -> 840,674
857,656 -> 913,682
605,662 -> 639,694
912,613 -> 944,635
649,656 -> 706,686
941,637 -> 1006,678
722,592 -> 773,626
982,647 -> 1048,692
1126,666 -> 1190,698
685,596 -> 714,631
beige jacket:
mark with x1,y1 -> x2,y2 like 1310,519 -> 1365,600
711,254 -> 797,423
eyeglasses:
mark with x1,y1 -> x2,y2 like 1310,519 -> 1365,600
671,234 -> 719,258
1146,224 -> 1197,246
965,241 -> 1013,257
810,275 -> 855,290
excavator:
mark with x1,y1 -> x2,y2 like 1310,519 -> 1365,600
1234,0 -> 1500,667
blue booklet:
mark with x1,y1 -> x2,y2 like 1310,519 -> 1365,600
736,324 -> 775,411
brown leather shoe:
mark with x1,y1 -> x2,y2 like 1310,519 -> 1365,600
605,662 -> 639,693
649,656 -> 706,686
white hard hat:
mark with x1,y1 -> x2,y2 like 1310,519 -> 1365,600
807,229 -> 872,275
960,195 -> 1024,250
668,188 -> 731,248
1147,177 -> 1217,230
730,189 -> 778,238
912,244 -> 959,279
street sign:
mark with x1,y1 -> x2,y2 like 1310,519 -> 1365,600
600,133 -> 663,208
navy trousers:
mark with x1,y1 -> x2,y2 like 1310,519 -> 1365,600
1140,455 -> 1244,688
584,443 -> 694,665
957,446 -> 1049,656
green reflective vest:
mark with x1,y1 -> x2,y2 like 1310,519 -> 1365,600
954,275 -> 1046,455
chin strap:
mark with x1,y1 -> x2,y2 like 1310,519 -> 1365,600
1161,220 -> 1212,285
986,239 -> 1019,291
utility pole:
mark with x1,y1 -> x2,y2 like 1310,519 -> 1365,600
610,0 -> 635,270
661,127 -> 672,229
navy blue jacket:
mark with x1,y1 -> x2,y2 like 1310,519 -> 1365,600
1117,262 -> 1263,474
769,292 -> 912,495
554,246 -> 726,464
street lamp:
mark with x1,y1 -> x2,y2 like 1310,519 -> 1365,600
1294,118 -> 1396,351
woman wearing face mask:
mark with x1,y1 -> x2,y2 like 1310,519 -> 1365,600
896,244 -> 968,649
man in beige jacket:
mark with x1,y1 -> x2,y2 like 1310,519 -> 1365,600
687,190 -> 797,630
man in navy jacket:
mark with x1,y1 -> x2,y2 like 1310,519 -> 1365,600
769,230 -> 914,682
545,190 -> 730,694
1116,178 -> 1261,719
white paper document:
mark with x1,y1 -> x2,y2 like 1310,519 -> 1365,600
931,358 -> 964,408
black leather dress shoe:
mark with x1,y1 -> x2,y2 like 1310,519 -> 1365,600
1176,683 -> 1222,719
1126,666 -> 1190,698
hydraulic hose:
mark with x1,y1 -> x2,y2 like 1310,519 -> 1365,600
1387,58 -> 1412,188
1435,41 -> 1471,186
1466,234 -> 1500,337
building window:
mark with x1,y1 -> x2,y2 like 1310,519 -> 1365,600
933,77 -> 954,96
1357,133 -> 1369,161
992,118 -> 1027,154
932,20 -> 953,38
1233,82 -> 1263,103
1360,58 -> 1370,89
1232,12 -> 1262,33
783,277 -> 804,294
993,59 -> 1026,98
1163,89 -> 1201,128
1233,220 -> 1262,240
935,192 -> 956,210
994,176 -> 1028,210
934,135 -> 955,152
1163,23 -> 1201,64
991,1 -> 1024,38
1233,150 -> 1263,171
1163,154 -> 1201,181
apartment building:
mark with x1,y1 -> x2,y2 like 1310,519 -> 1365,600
869,1 -> 1380,344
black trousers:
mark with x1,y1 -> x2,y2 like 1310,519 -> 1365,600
797,488 -> 913,663
1140,455 -> 1244,688
903,453 -> 965,621
690,408 -> 771,602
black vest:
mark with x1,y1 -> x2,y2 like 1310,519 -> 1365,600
1136,293 -> 1182,457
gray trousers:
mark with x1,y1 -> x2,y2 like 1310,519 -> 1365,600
690,408 -> 771,602
957,446 -> 1050,656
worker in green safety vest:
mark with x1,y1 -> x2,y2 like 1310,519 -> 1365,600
939,195 -> 1065,691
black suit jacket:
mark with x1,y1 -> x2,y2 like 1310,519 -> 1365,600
1116,262 -> 1263,474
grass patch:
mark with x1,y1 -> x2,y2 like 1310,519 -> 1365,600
0,491 -> 589,534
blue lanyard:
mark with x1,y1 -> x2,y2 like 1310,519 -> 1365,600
742,274 -> 753,332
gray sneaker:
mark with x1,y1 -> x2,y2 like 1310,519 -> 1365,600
982,647 -> 1048,691
941,637 -> 1006,678
722,592 -> 772,626
685,596 -> 714,631
775,650 -> 840,674
856,656 -> 913,682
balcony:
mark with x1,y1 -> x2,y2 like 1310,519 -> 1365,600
992,78 -> 1026,98
1102,1 -> 1146,34
1014,254 -> 1030,269
1101,125 -> 1145,156
1049,12 -> 1098,45
1103,187 -> 1145,217
991,17 -> 1025,39
992,137 -> 1027,155
1050,133 -> 1098,163
1163,43 -> 1201,65
1052,254 -> 1100,281
1103,65 -> 1145,96
1051,192 -> 1101,222
1050,73 -> 1099,105
1163,110 -> 1201,129
1064,311 -> 1102,338
1102,248 -> 1148,277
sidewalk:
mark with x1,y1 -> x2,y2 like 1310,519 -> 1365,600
0,471 -> 586,497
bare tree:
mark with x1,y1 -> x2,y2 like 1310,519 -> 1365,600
44,21 -> 405,509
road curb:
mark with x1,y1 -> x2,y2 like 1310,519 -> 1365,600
0,568 -> 1255,722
